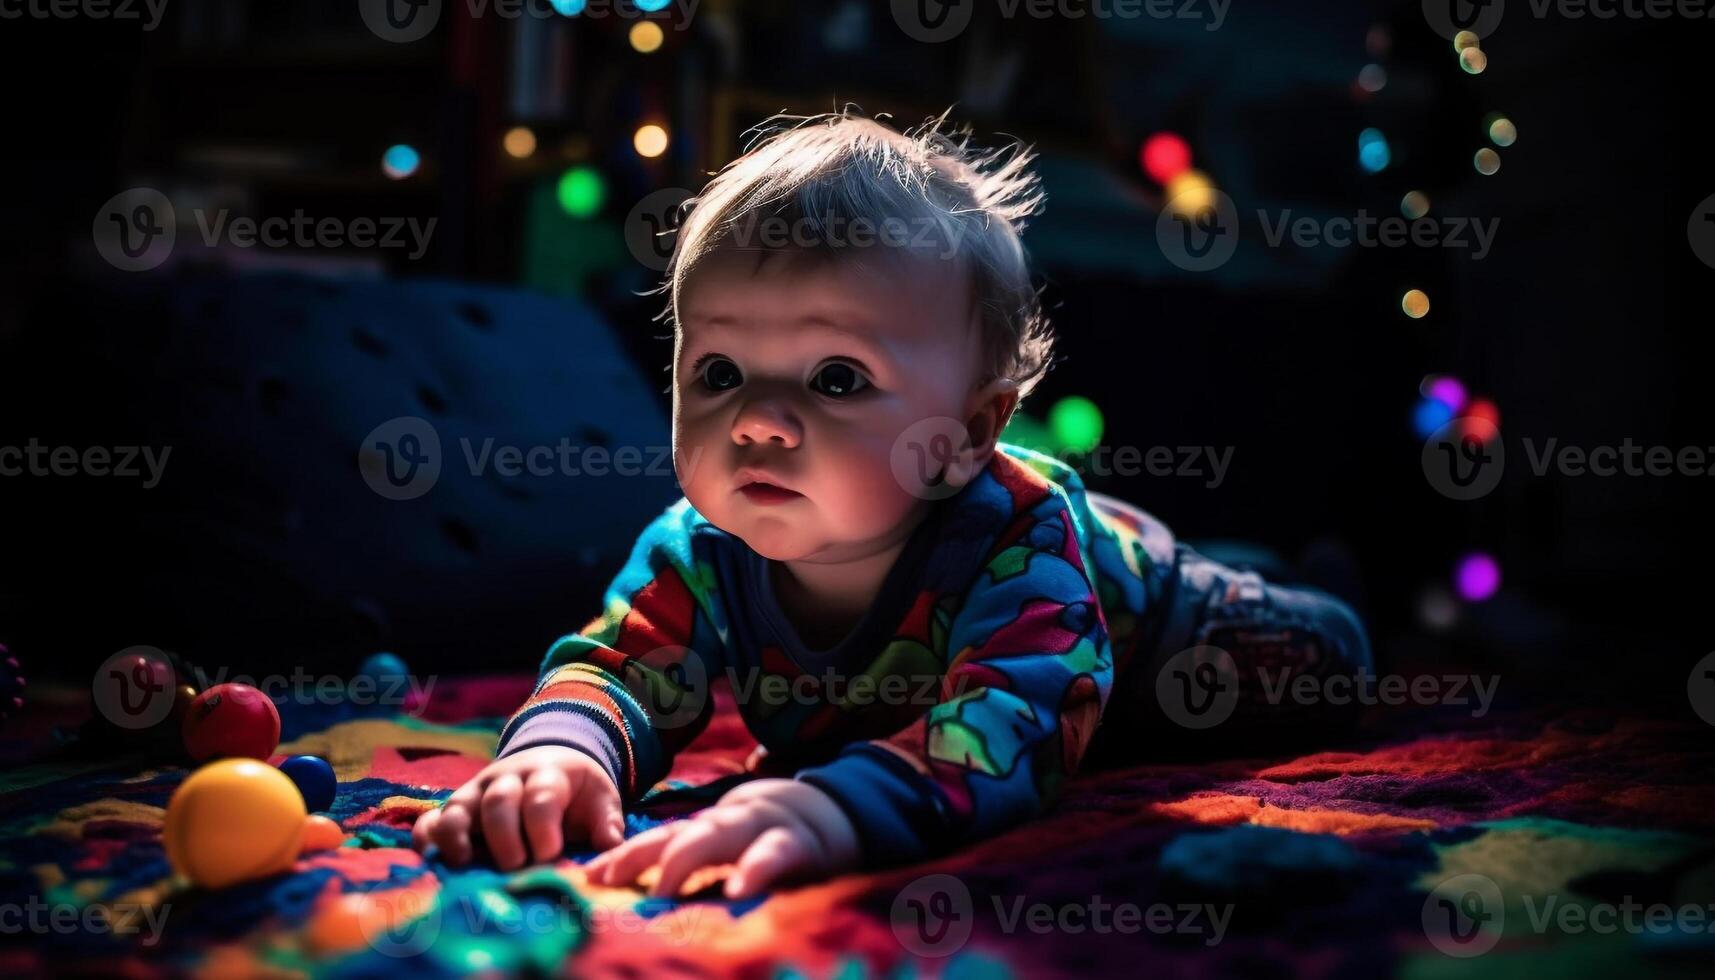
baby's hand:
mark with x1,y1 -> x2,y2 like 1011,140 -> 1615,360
411,745 -> 624,870
584,778 -> 859,900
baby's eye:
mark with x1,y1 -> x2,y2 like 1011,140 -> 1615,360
700,357 -> 743,391
809,362 -> 870,398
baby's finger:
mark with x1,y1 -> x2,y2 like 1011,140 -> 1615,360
411,807 -> 440,851
651,816 -> 753,899
587,823 -> 678,886
521,767 -> 571,864
726,826 -> 810,899
480,773 -> 527,870
431,801 -> 475,866
564,766 -> 623,850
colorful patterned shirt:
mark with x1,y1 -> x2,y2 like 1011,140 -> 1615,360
495,443 -> 1171,865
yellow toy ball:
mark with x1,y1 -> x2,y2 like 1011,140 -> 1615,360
164,758 -> 306,889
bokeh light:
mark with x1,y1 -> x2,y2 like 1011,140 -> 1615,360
1401,190 -> 1430,219
1418,587 -> 1461,632
1358,128 -> 1390,173
1460,398 -> 1502,442
629,21 -> 664,54
1453,31 -> 1481,53
550,0 -> 586,13
1413,397 -> 1455,438
556,166 -> 605,218
1049,396 -> 1105,453
1425,376 -> 1468,413
382,144 -> 419,180
1164,168 -> 1216,216
1140,132 -> 1192,184
634,0 -> 671,9
633,123 -> 669,158
1487,115 -> 1517,147
1459,47 -> 1488,74
1401,288 -> 1430,319
503,126 -> 536,159
1358,64 -> 1387,93
1474,148 -> 1501,175
1366,25 -> 1391,58
1454,553 -> 1502,602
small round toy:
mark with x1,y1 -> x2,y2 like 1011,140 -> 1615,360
357,651 -> 409,682
164,758 -> 306,888
278,755 -> 337,812
181,683 -> 280,762
299,814 -> 347,853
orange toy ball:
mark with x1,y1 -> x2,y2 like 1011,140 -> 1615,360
181,683 -> 280,762
299,814 -> 347,853
164,759 -> 306,888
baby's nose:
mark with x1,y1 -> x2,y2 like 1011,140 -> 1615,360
731,398 -> 803,448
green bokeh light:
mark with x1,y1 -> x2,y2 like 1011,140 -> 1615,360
1048,396 -> 1104,453
556,166 -> 605,218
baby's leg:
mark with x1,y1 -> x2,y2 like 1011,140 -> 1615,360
1085,498 -> 1372,761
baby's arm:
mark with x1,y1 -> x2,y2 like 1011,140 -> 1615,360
415,502 -> 728,868
797,497 -> 1114,865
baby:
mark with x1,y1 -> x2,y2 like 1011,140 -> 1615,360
412,111 -> 1371,899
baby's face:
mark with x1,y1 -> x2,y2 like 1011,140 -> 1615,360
672,248 -> 987,563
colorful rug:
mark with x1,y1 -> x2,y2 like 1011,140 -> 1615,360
2,676 -> 1713,978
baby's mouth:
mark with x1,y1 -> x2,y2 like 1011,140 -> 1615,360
737,481 -> 803,505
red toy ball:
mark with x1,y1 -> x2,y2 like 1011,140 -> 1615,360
181,683 -> 281,762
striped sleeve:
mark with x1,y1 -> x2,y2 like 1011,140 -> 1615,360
496,500 -> 727,801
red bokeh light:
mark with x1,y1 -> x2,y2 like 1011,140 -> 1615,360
1140,132 -> 1192,184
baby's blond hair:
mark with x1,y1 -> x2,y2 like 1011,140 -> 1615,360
664,109 -> 1055,398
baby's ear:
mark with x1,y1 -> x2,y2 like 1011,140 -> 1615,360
945,378 -> 1019,487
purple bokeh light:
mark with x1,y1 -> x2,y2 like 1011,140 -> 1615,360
1454,553 -> 1501,602
1426,376 -> 1468,413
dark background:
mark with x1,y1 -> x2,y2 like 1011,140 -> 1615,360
0,0 -> 1706,710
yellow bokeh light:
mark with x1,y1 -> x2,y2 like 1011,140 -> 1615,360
633,123 -> 669,158
1401,190 -> 1430,220
1488,116 -> 1517,147
1453,30 -> 1481,52
1459,47 -> 1488,74
1165,168 -> 1216,216
629,21 -> 664,53
1402,289 -> 1430,319
502,126 -> 536,159
1473,147 -> 1501,175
